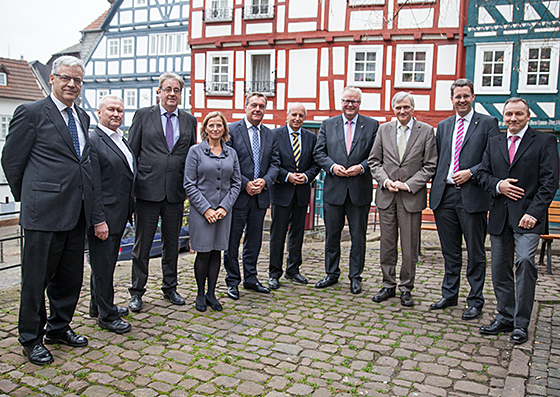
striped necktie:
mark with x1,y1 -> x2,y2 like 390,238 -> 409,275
292,132 -> 300,170
453,118 -> 465,174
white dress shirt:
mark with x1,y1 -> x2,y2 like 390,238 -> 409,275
446,109 -> 474,184
50,93 -> 86,155
98,124 -> 134,172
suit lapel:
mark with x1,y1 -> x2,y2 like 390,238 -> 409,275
349,115 -> 364,156
44,97 -> 80,160
461,112 -> 480,149
403,120 -> 421,161
97,127 -> 133,174
442,116 -> 455,158
150,105 -> 169,151
335,116 -> 347,155
240,121 -> 254,162
173,110 -> 189,154
511,128 -> 535,167
280,126 -> 296,166
497,134 -> 509,165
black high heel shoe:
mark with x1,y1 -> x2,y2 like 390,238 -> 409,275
205,295 -> 223,311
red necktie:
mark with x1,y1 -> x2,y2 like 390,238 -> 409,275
509,135 -> 519,164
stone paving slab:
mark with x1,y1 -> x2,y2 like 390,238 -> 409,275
0,230 -> 559,396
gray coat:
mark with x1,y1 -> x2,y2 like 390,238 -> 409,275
184,140 -> 241,252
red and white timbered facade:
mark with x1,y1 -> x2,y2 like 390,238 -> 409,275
189,0 -> 466,129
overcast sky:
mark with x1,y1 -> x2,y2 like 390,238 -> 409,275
0,0 -> 112,64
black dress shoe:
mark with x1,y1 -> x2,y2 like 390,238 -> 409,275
372,287 -> 396,302
89,305 -> 129,318
44,329 -> 88,347
205,295 -> 223,311
430,297 -> 458,310
350,278 -> 362,294
164,290 -> 186,305
462,306 -> 481,320
400,291 -> 414,307
227,286 -> 239,300
243,281 -> 271,293
195,296 -> 207,312
285,273 -> 308,284
510,328 -> 528,344
129,295 -> 143,312
479,319 -> 514,335
97,318 -> 132,334
22,343 -> 53,366
315,276 -> 338,288
269,278 -> 280,290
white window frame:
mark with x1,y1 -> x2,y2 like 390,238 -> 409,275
206,51 -> 234,95
135,0 -> 147,5
1,116 -> 11,140
347,45 -> 383,88
518,39 -> 560,94
474,43 -> 513,95
246,49 -> 275,94
121,38 -> 134,57
0,73 -> 6,86
149,33 -> 187,56
124,89 -> 137,109
149,35 -> 158,55
349,0 -> 385,5
107,38 -> 120,58
394,44 -> 433,89
97,89 -> 109,108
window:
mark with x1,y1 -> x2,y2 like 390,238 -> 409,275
206,54 -> 233,94
97,90 -> 109,108
518,39 -> 560,94
246,50 -> 275,94
474,43 -> 512,94
135,0 -> 146,5
395,44 -> 433,88
349,0 -> 385,5
124,89 -> 137,109
148,33 -> 187,55
108,39 -> 119,57
1,116 -> 11,140
347,45 -> 383,87
0,73 -> 6,86
244,0 -> 274,19
121,38 -> 134,57
206,0 -> 233,22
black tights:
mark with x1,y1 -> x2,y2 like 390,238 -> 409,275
194,250 -> 221,300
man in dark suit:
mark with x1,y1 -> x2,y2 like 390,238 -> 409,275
368,92 -> 437,306
88,95 -> 135,334
478,97 -> 559,344
313,86 -> 378,294
429,79 -> 500,320
128,72 -> 197,311
1,56 -> 91,365
224,92 -> 280,300
268,103 -> 320,289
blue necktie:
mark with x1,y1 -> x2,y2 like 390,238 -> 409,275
252,126 -> 260,180
165,112 -> 175,151
64,107 -> 80,158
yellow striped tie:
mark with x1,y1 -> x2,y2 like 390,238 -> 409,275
292,132 -> 300,170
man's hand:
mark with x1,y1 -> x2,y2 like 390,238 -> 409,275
498,178 -> 525,201
332,164 -> 348,177
288,173 -> 306,185
518,214 -> 537,230
394,181 -> 408,191
94,222 -> 109,241
385,180 -> 399,192
253,178 -> 266,194
452,169 -> 471,185
346,165 -> 362,177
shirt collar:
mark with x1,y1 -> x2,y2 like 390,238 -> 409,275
244,118 -> 261,131
507,125 -> 528,141
287,125 -> 300,135
50,93 -> 74,113
98,123 -> 123,138
159,104 -> 178,117
398,118 -> 414,131
342,114 -> 359,125
456,109 -> 474,124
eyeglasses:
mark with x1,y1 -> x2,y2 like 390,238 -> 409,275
341,99 -> 360,105
161,87 -> 182,94
53,73 -> 83,85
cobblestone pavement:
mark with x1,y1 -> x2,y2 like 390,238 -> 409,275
0,230 -> 559,397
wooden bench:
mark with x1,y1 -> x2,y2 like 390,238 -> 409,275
538,200 -> 560,275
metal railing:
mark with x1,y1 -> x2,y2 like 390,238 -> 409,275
243,4 -> 275,19
245,80 -> 275,94
205,81 -> 234,94
204,7 -> 233,22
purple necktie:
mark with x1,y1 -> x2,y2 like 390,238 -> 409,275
509,135 -> 519,164
165,112 -> 175,151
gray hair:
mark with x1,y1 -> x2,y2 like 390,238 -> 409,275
98,94 -> 123,110
159,72 -> 185,90
52,56 -> 85,75
286,103 -> 307,117
245,92 -> 268,106
342,86 -> 362,101
392,92 -> 415,109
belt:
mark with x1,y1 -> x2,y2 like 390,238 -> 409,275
446,183 -> 461,190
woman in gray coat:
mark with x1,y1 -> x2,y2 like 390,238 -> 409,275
184,112 -> 241,311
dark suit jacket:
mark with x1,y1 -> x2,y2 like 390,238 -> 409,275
89,126 -> 136,235
477,127 -> 559,235
430,111 -> 500,213
226,120 -> 280,210
128,105 -> 196,203
313,114 -> 378,206
1,96 -> 92,231
369,119 -> 437,213
270,126 -> 320,208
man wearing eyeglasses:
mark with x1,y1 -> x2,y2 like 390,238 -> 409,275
313,86 -> 378,294
127,72 -> 197,312
2,56 -> 92,365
